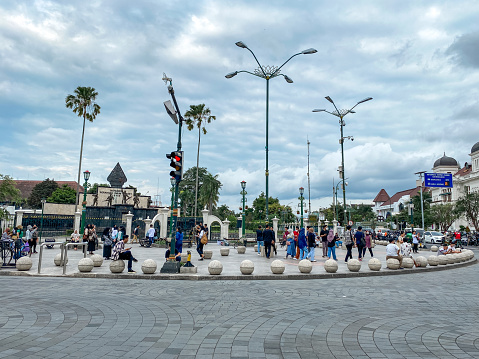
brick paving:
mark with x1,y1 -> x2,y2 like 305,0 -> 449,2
0,253 -> 478,358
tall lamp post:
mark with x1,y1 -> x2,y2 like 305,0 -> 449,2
169,177 -> 176,240
226,41 -> 317,224
39,198 -> 46,244
240,181 -> 247,238
313,97 -> 372,221
80,170 -> 90,235
299,187 -> 305,228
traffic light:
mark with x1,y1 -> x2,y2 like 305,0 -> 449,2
166,151 -> 183,182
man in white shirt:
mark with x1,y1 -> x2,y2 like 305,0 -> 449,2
146,224 -> 155,248
386,238 -> 403,268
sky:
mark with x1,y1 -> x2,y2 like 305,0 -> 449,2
1,0 -> 479,214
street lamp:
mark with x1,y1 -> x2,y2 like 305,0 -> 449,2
240,181 -> 247,239
299,187 -> 305,228
80,170 -> 90,235
227,41 -> 317,224
39,198 -> 46,244
313,96 -> 372,220
169,177 -> 176,241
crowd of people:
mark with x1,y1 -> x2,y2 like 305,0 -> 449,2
1,224 -> 42,264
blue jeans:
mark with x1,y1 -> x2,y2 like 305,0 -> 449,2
300,248 -> 308,260
328,246 -> 337,260
257,241 -> 264,254
147,237 -> 153,247
307,247 -> 315,261
119,250 -> 135,270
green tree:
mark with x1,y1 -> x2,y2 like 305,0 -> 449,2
28,179 -> 58,208
65,86 -> 101,213
199,173 -> 222,214
429,203 -> 459,232
212,204 -> 234,221
47,184 -> 76,204
0,174 -> 21,222
456,192 -> 479,231
184,104 -> 216,220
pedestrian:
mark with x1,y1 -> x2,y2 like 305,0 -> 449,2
31,225 -> 38,253
102,227 -> 112,259
256,225 -> 264,256
197,225 -> 206,260
146,224 -> 155,248
175,227 -> 183,254
354,226 -> 365,261
71,229 -> 80,250
271,226 -> 277,256
362,230 -> 374,258
344,225 -> 354,262
412,231 -> 419,253
294,226 -> 300,259
285,226 -> 295,259
132,225 -> 140,243
111,225 -> 118,245
306,227 -> 317,262
112,235 -> 138,273
327,229 -> 337,260
26,225 -> 33,256
1,228 -> 14,265
320,225 -> 328,258
262,224 -> 274,259
87,224 -> 96,255
298,228 -> 308,260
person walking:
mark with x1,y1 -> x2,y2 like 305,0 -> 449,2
327,229 -> 337,260
132,225 -> 140,244
285,226 -> 295,259
196,225 -> 205,260
306,227 -> 317,262
146,224 -> 155,248
31,225 -> 38,253
298,228 -> 308,260
362,230 -> 374,258
294,226 -> 300,259
102,227 -> 112,259
112,235 -> 138,273
256,225 -> 264,256
26,225 -> 34,256
412,231 -> 419,253
111,225 -> 119,245
87,224 -> 96,255
344,225 -> 354,262
175,227 -> 183,254
320,225 -> 328,258
355,226 -> 365,261
262,224 -> 274,259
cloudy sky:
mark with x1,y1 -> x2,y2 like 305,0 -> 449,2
1,0 -> 479,214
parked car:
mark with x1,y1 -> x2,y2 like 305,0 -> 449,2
424,231 -> 444,244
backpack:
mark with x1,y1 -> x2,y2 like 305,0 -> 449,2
327,230 -> 334,243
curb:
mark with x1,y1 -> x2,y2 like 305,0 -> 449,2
1,258 -> 476,281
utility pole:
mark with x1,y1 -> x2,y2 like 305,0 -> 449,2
307,138 -> 311,215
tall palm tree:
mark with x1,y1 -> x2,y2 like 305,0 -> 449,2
65,86 -> 101,213
184,104 -> 216,219
199,173 -> 222,214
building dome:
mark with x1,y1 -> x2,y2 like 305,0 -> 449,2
433,153 -> 458,168
471,142 -> 479,154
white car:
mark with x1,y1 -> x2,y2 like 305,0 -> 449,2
424,231 -> 444,244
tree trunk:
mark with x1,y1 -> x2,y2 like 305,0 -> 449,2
74,112 -> 87,214
194,125 -> 201,221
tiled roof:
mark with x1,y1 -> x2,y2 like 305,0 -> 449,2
3,180 -> 84,199
455,165 -> 472,177
373,189 -> 390,203
379,186 -> 429,207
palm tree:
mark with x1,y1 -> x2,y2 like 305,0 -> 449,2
199,173 -> 222,214
65,87 -> 101,213
184,104 -> 216,219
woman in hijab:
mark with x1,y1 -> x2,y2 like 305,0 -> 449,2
298,228 -> 308,260
102,227 -> 112,259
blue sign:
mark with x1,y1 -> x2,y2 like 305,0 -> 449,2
425,173 -> 453,188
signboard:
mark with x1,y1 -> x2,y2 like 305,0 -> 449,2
424,173 -> 452,188
348,220 -> 353,226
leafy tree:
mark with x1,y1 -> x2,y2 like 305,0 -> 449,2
178,167 -> 222,217
213,204 -> 234,221
48,184 -> 76,204
429,203 -> 459,232
184,104 -> 216,219
199,173 -> 222,214
251,192 -> 295,224
456,192 -> 479,231
28,179 -> 58,208
87,183 -> 110,194
0,174 -> 21,203
65,86 -> 101,212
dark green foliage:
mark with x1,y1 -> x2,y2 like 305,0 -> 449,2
28,179 -> 58,208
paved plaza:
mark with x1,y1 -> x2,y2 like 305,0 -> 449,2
0,250 -> 478,359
